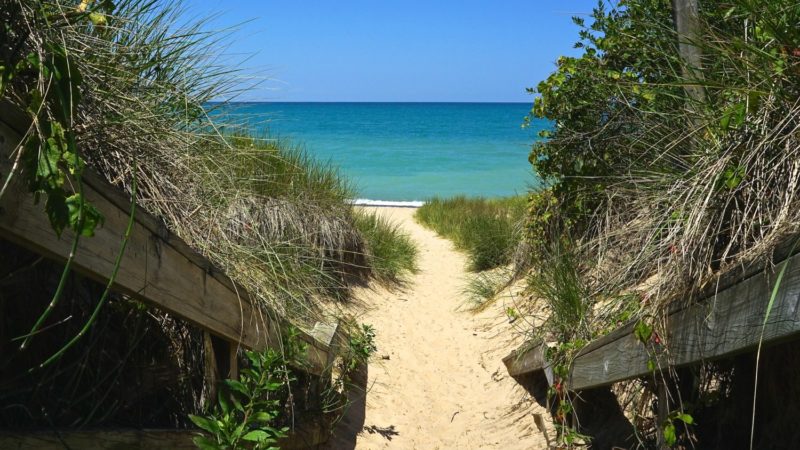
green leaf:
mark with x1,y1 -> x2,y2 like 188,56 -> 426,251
65,194 -> 104,237
721,102 -> 747,132
88,12 -> 107,26
189,415 -> 220,434
62,150 -> 85,174
720,111 -> 731,130
231,395 -> 244,412
192,435 -> 221,450
676,413 -> 694,425
223,379 -> 248,395
633,320 -> 652,343
217,390 -> 231,415
254,411 -> 275,423
241,430 -> 270,442
263,426 -> 286,438
25,52 -> 40,70
39,137 -> 65,188
233,423 -> 246,440
663,422 -> 677,446
720,165 -> 745,191
45,190 -> 69,237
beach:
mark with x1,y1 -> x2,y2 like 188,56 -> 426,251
330,206 -> 548,449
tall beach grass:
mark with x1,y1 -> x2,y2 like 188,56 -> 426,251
354,210 -> 418,284
415,195 -> 526,272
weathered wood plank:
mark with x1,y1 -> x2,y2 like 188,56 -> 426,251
0,430 -> 197,450
0,113 -> 331,377
671,0 -> 705,103
570,251 -> 800,390
502,342 -> 551,380
0,423 -> 332,450
311,321 -> 345,370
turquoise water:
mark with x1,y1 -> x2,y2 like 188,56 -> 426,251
218,102 -> 546,202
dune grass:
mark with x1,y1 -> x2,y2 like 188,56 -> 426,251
464,268 -> 511,311
415,195 -> 526,271
354,211 -> 418,284
0,0 -> 419,431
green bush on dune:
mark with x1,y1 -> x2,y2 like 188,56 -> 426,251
521,0 -> 800,445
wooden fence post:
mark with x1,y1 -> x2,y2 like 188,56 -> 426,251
656,379 -> 670,450
203,331 -> 219,405
228,341 -> 239,380
671,0 -> 706,103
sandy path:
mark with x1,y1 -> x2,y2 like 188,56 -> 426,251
340,207 -> 547,450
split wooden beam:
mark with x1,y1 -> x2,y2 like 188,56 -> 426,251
502,341 -> 552,406
671,0 -> 706,103
503,341 -> 552,382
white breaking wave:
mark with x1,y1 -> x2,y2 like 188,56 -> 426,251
349,199 -> 425,208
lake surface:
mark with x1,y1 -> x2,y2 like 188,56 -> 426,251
217,102 -> 546,203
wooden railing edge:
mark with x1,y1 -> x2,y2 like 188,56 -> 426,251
0,108 -> 341,376
504,245 -> 800,391
0,423 -> 334,450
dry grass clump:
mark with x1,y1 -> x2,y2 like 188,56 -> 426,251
0,0 -> 417,430
2,0 -> 408,323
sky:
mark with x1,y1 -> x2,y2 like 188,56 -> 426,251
184,1 -> 600,102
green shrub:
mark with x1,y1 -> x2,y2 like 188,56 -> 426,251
345,323 -> 378,372
464,269 -> 509,311
189,349 -> 291,450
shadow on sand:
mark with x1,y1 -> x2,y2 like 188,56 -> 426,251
324,361 -> 400,449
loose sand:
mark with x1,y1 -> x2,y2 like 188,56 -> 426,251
331,207 -> 549,449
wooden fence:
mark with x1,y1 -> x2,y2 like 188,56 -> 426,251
504,248 -> 800,390
0,106 -> 346,448
503,244 -> 800,448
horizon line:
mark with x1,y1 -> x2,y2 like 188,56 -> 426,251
209,100 -> 532,104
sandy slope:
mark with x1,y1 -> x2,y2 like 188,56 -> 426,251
338,207 -> 549,449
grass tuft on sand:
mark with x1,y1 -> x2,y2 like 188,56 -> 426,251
355,210 -> 418,284
415,196 -> 526,272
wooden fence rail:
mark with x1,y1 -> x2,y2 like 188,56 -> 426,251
0,109 -> 334,376
504,249 -> 800,391
0,106 -> 346,447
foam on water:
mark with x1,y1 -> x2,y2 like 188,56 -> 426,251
350,199 -> 425,207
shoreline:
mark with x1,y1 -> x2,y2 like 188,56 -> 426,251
350,199 -> 424,208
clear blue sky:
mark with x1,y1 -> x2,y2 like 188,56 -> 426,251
184,0 -> 599,102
